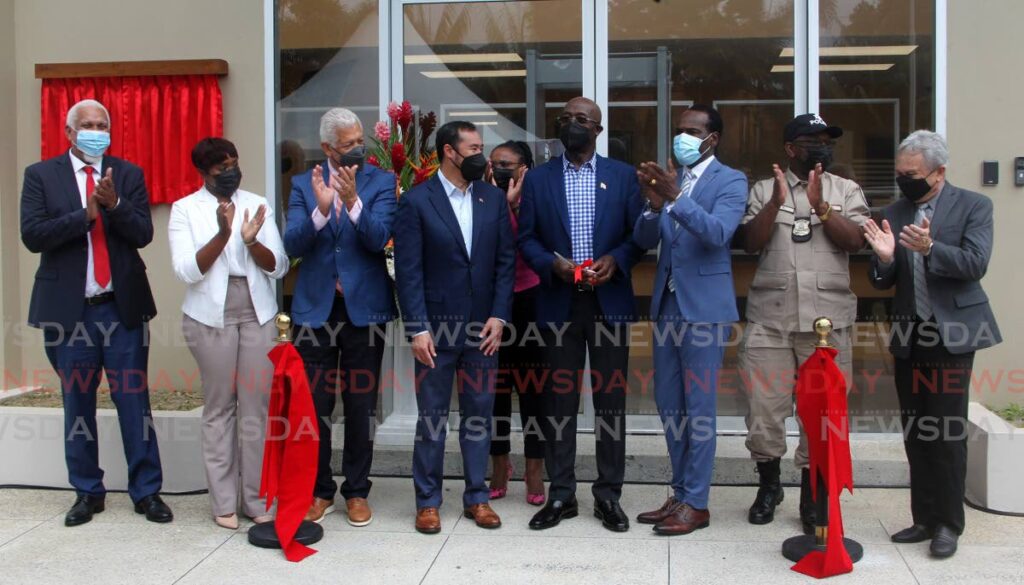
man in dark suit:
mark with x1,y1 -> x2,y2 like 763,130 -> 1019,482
518,97 -> 645,532
632,105 -> 748,535
284,107 -> 396,527
20,99 -> 171,526
864,130 -> 1001,559
394,121 -> 515,534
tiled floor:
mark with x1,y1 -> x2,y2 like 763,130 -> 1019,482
0,479 -> 1021,585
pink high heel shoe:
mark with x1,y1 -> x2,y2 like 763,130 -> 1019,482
526,492 -> 546,506
489,460 -> 514,500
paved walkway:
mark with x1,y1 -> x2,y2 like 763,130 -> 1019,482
1,478 -> 1022,584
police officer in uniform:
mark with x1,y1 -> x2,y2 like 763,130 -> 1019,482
735,114 -> 869,534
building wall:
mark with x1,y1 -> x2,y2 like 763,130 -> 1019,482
9,0 -> 267,391
0,0 -> 21,382
947,0 -> 1024,408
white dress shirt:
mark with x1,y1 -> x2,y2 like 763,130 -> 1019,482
68,151 -> 114,298
310,160 -> 363,231
168,187 -> 289,328
437,168 -> 474,258
645,155 -> 717,218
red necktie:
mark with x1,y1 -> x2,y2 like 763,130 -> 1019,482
84,167 -> 111,288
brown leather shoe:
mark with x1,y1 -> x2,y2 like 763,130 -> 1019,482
653,503 -> 710,536
416,507 -> 442,534
463,503 -> 502,529
346,497 -> 372,527
304,497 -> 335,523
636,496 -> 680,525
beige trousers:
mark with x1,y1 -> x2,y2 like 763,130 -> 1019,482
738,324 -> 853,468
183,277 -> 275,517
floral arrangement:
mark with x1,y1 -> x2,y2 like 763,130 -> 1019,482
368,100 -> 439,194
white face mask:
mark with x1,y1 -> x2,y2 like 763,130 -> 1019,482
672,132 -> 712,167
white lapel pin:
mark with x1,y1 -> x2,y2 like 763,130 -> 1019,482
600,182 -> 607,190
478,197 -> 484,203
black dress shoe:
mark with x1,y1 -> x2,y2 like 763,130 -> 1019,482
594,499 -> 629,532
65,495 -> 105,527
529,497 -> 578,530
134,494 -> 174,523
891,523 -> 932,544
929,525 -> 959,558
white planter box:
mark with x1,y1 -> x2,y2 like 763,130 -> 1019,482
0,405 -> 206,494
966,402 -> 1024,515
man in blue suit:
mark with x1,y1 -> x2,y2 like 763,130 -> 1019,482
284,107 -> 396,527
631,105 -> 747,535
518,97 -> 645,532
20,99 -> 172,526
394,121 -> 515,534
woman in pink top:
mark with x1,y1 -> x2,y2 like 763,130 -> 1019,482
486,141 -> 545,505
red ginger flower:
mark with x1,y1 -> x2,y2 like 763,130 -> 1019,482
390,142 -> 407,171
398,100 -> 414,131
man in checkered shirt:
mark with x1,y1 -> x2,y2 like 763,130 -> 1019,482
517,97 -> 645,533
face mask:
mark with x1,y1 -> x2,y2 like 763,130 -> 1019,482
896,171 -> 935,202
672,133 -> 712,167
492,167 -> 515,191
559,121 -> 591,154
458,152 -> 487,182
75,130 -> 110,158
335,144 -> 366,171
210,166 -> 242,197
799,144 -> 833,172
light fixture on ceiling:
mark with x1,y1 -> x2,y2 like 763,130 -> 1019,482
449,111 -> 499,117
778,45 -> 918,58
421,70 -> 527,79
405,53 -> 522,65
771,63 -> 895,73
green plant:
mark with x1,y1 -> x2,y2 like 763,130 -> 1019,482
992,403 -> 1024,428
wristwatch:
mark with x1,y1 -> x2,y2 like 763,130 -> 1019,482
817,204 -> 833,222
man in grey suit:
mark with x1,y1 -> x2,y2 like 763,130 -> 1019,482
864,130 -> 1001,559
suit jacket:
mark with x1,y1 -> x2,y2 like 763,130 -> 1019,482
517,155 -> 645,325
393,174 -> 515,348
284,162 -> 397,328
20,152 -> 156,331
633,158 -> 748,323
870,181 -> 1002,358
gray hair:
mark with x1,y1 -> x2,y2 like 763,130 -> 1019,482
898,130 -> 949,171
66,99 -> 110,129
319,108 -> 362,146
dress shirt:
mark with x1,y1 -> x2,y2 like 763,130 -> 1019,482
69,151 -> 115,298
644,155 -> 716,218
562,153 -> 597,263
437,167 -> 475,258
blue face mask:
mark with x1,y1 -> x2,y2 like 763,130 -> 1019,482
672,132 -> 711,167
75,130 -> 110,158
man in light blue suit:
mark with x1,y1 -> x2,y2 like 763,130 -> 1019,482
632,105 -> 747,536
284,107 -> 396,526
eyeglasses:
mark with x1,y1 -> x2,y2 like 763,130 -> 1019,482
556,113 -> 599,127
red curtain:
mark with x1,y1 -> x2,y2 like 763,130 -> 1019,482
41,75 -> 223,205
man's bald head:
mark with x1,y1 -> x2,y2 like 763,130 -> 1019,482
564,97 -> 602,126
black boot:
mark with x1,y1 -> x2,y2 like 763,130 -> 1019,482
748,459 -> 784,525
799,468 -> 817,535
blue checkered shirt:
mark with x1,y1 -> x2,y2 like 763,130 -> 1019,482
562,154 -> 597,263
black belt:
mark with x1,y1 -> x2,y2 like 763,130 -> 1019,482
85,292 -> 115,306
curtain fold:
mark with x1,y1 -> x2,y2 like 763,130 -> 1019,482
41,74 -> 223,205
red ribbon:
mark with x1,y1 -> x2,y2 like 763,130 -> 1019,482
791,346 -> 854,579
573,259 -> 594,283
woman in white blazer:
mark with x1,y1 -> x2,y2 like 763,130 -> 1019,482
168,138 -> 289,529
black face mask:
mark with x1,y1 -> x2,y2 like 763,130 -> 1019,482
458,152 -> 488,182
896,172 -> 935,202
559,121 -> 591,154
334,144 -> 366,171
492,167 -> 515,191
210,166 -> 242,197
799,144 -> 833,172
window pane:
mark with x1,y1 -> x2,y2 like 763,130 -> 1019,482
819,0 -> 935,432
403,0 -> 583,163
608,0 -> 795,418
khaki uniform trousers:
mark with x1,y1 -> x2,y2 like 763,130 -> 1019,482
738,324 -> 853,468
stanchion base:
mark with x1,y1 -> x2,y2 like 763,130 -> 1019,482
782,534 -> 864,564
247,520 -> 324,549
